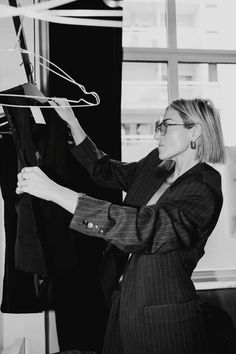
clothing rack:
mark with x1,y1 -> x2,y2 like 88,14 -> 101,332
4,2 -> 50,354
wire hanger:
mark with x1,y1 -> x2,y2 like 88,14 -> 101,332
0,21 -> 100,109
0,0 -> 123,27
0,115 -> 9,126
103,0 -> 123,8
0,113 -> 12,135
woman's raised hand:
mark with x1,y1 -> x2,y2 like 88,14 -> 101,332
50,98 -> 78,126
50,98 -> 86,145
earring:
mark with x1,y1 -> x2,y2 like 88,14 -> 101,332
190,140 -> 196,149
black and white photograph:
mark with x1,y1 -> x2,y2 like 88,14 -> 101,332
0,1 -> 236,353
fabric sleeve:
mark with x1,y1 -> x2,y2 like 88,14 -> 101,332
71,136 -> 160,193
69,181 -> 220,254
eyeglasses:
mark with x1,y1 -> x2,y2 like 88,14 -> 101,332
155,121 -> 195,136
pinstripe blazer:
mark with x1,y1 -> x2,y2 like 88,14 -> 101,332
69,136 -> 223,354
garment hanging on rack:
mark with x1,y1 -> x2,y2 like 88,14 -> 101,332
0,132 -> 44,313
0,84 -> 78,312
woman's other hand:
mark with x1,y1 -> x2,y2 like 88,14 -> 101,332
16,166 -> 60,201
16,167 -> 79,213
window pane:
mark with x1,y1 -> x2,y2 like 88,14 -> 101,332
122,0 -> 167,48
0,0 -> 34,92
176,0 -> 236,50
178,63 -> 236,146
0,0 -> 35,117
121,62 -> 168,161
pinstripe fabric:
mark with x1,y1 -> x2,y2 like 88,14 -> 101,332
70,136 -> 223,354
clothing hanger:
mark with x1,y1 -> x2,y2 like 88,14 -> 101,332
0,14 -> 100,109
0,0 -> 123,27
0,114 -> 12,136
103,0 -> 123,8
0,0 -> 77,18
0,114 -> 9,127
0,45 -> 101,109
0,0 -> 123,17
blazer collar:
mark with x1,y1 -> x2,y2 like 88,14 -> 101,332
169,162 -> 204,185
148,162 -> 205,205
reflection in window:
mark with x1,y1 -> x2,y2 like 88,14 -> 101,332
0,0 -> 34,92
176,0 -> 236,50
179,63 -> 221,104
178,63 -> 236,146
122,122 -> 154,136
121,62 -> 168,161
122,62 -> 168,109
122,0 -> 167,48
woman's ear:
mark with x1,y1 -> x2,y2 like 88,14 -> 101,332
192,123 -> 202,141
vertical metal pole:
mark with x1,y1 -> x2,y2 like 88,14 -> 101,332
38,19 -> 50,95
166,0 -> 179,102
8,0 -> 34,83
37,5 -> 50,353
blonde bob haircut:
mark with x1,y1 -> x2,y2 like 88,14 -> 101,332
167,98 -> 226,164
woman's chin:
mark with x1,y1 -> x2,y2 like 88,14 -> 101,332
158,150 -> 168,160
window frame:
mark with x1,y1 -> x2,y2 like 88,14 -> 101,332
123,0 -> 236,103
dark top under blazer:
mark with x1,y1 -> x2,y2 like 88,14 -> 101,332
70,136 -> 223,354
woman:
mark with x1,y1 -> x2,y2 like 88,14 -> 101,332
17,98 -> 225,354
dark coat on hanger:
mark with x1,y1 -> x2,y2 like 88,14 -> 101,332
0,84 -> 77,312
69,136 -> 223,354
0,85 -> 110,353
0,133 -> 44,312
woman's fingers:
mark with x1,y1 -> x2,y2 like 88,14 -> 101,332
52,97 -> 70,107
16,186 -> 23,194
19,166 -> 44,178
16,167 -> 53,200
21,166 -> 43,173
16,180 -> 30,195
17,172 -> 23,183
50,98 -> 77,125
17,172 -> 39,194
17,167 -> 41,186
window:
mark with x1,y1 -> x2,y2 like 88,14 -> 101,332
121,0 -> 236,286
0,0 -> 43,116
123,0 -> 167,48
122,61 -> 168,159
122,0 -> 236,161
176,0 -> 236,50
0,0 -> 35,90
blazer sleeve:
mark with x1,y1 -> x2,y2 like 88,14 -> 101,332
71,136 -> 160,193
69,180 -> 220,254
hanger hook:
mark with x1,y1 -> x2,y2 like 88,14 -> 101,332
14,18 -> 24,49
103,0 -> 123,8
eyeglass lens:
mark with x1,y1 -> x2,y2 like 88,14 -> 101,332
155,122 -> 167,136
